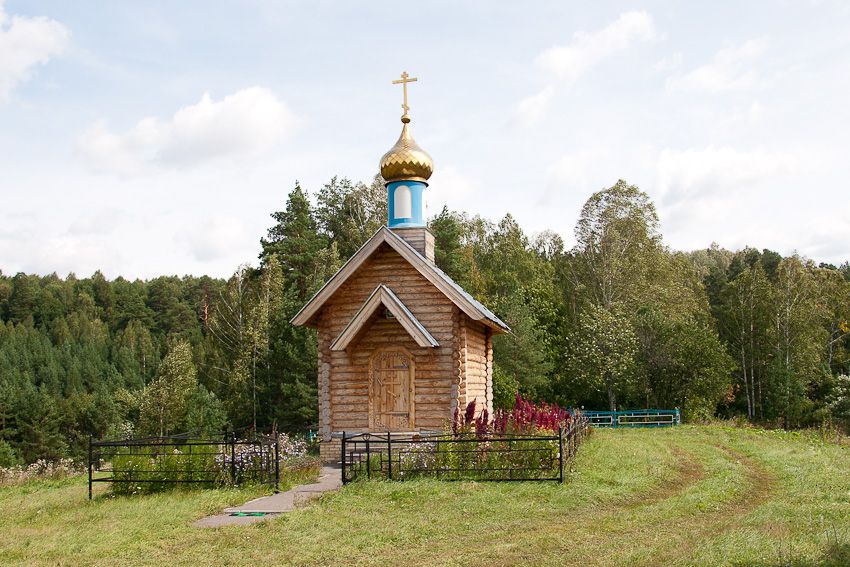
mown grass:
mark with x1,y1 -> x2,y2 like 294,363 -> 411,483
1,425 -> 848,566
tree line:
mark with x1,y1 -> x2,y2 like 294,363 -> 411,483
1,177 -> 848,465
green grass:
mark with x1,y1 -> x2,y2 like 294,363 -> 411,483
1,425 -> 848,566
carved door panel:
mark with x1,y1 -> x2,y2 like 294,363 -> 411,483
370,349 -> 414,431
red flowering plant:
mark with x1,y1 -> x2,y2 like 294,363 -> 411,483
433,394 -> 583,480
492,393 -> 574,435
451,399 -> 490,438
451,394 -> 575,437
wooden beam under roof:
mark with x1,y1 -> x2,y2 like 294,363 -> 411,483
330,284 -> 439,351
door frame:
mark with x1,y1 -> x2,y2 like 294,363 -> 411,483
368,345 -> 416,431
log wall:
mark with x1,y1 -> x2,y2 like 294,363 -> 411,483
463,319 -> 490,411
314,242 -> 497,462
317,243 -> 458,436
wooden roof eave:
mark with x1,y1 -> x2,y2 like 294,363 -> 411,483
290,227 -> 511,333
330,285 -> 439,351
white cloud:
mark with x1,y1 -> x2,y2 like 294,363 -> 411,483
656,145 -> 796,207
653,145 -> 803,243
0,222 -> 124,278
544,149 -> 612,205
68,208 -> 130,236
426,165 -> 477,215
517,12 -> 656,125
667,39 -> 768,93
515,85 -> 555,127
536,11 -> 656,84
175,215 -> 248,262
77,87 -> 295,175
654,52 -> 683,72
799,216 -> 850,260
0,1 -> 69,102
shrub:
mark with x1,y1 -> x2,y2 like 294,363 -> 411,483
107,432 -> 316,495
0,440 -> 21,468
0,458 -> 81,487
278,432 -> 308,460
111,446 -> 222,495
392,395 -> 584,481
828,375 -> 850,430
451,394 -> 575,437
492,393 -> 574,435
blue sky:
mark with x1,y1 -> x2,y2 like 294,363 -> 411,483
2,1 -> 849,278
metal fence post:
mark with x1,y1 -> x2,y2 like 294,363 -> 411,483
568,426 -> 575,472
88,435 -> 93,500
341,431 -> 347,485
274,430 -> 280,492
386,434 -> 392,480
230,431 -> 237,485
558,425 -> 565,483
366,436 -> 371,480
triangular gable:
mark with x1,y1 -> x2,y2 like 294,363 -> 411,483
330,285 -> 439,351
290,226 -> 510,332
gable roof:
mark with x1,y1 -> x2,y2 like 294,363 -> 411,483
330,284 -> 439,351
290,226 -> 510,333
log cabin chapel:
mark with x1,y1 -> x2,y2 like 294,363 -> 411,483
291,72 -> 511,461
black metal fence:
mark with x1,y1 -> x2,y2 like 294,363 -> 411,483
341,417 -> 589,484
88,431 -> 279,499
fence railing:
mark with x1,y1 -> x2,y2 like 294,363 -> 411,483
583,409 -> 681,428
88,431 -> 279,499
341,416 -> 589,484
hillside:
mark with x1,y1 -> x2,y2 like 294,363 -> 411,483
1,425 -> 848,566
3,182 -> 850,469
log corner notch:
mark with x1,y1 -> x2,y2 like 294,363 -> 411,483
330,284 -> 439,351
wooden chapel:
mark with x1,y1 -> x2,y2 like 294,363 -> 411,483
291,72 -> 510,461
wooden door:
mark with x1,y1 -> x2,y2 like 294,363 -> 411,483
369,348 -> 415,431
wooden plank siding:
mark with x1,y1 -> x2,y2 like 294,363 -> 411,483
312,239 -> 499,459
317,243 -> 458,435
292,227 -> 510,333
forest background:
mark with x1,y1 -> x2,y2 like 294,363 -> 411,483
1,176 -> 848,465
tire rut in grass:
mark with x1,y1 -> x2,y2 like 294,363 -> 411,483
559,437 -> 778,566
713,443 -> 776,513
407,442 -> 709,566
648,441 -> 778,564
620,446 -> 706,509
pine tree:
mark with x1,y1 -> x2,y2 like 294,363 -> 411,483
315,175 -> 386,258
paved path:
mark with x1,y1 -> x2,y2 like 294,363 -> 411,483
193,465 -> 341,528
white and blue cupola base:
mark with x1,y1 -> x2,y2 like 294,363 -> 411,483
387,180 -> 426,228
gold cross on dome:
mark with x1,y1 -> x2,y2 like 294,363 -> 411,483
392,71 -> 418,116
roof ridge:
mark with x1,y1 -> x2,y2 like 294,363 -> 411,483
291,226 -> 509,333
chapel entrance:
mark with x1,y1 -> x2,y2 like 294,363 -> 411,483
369,348 -> 415,431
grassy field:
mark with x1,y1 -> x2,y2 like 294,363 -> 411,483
1,425 -> 848,566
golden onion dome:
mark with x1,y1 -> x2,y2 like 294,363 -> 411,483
379,116 -> 434,185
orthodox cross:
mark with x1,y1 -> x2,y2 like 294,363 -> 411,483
392,71 -> 418,115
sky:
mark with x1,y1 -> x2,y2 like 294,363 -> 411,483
1,1 -> 849,279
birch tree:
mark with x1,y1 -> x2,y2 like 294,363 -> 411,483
773,257 -> 825,427
570,180 -> 662,311
207,265 -> 253,420
138,340 -> 197,437
724,263 -> 774,420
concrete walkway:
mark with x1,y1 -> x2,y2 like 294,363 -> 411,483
193,465 -> 342,528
